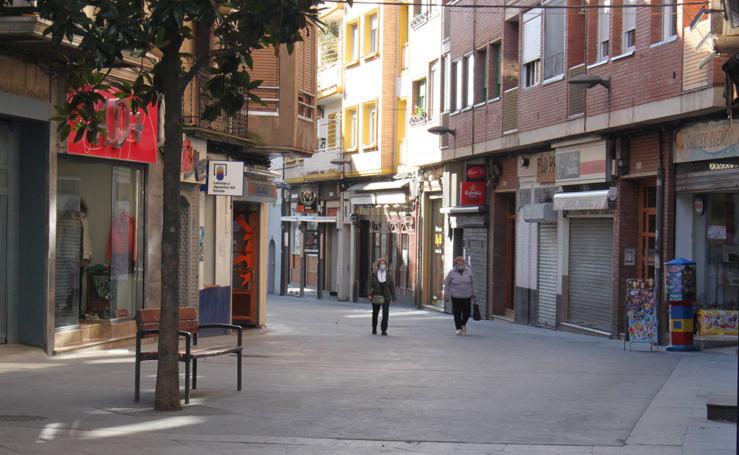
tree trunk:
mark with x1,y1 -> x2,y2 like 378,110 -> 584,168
154,39 -> 184,411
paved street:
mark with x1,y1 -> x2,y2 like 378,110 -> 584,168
0,295 -> 736,454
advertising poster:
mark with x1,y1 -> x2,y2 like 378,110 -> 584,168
626,279 -> 658,344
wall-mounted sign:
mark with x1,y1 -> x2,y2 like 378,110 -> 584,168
675,120 -> 739,163
181,136 -> 208,184
537,151 -> 556,183
298,190 -> 317,212
66,89 -> 158,164
465,164 -> 486,181
207,160 -> 244,196
460,181 -> 485,206
555,140 -> 607,185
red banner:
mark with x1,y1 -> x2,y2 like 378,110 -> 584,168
66,90 -> 158,164
460,181 -> 485,206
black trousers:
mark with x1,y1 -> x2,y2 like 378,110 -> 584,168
452,297 -> 471,330
372,302 -> 390,333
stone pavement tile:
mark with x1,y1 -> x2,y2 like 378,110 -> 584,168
625,406 -> 692,446
592,445 -> 681,455
500,445 -> 594,454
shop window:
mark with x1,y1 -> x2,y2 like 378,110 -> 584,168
55,159 -> 145,327
699,194 -> 739,309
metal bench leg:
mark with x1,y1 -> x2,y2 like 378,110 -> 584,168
184,358 -> 190,404
192,359 -> 197,390
135,358 -> 141,402
237,352 -> 242,391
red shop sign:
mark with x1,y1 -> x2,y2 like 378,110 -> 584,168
460,181 -> 485,206
465,164 -> 486,181
66,90 -> 158,164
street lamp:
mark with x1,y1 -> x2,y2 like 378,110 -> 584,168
568,74 -> 611,90
427,126 -> 456,136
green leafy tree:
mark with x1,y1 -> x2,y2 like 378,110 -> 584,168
1,0 -> 332,411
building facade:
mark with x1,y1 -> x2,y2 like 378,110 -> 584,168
436,0 -> 736,342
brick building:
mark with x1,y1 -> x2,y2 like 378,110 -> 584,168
432,0 -> 736,340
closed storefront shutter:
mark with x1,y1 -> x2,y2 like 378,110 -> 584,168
568,218 -> 613,333
537,223 -> 558,328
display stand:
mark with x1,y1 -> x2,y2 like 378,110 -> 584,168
624,278 -> 658,351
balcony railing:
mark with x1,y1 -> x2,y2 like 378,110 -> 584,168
411,11 -> 428,30
183,74 -> 278,138
304,147 -> 343,175
318,62 -> 342,94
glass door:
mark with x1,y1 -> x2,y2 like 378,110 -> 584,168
109,166 -> 145,319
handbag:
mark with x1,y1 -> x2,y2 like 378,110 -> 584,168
371,295 -> 386,305
472,303 -> 482,321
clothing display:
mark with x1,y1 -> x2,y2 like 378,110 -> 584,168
106,211 -> 137,271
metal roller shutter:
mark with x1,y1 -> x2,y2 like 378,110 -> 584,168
537,223 -> 558,328
0,195 -> 6,343
568,218 -> 613,333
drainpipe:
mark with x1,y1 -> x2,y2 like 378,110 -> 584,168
654,129 -> 665,344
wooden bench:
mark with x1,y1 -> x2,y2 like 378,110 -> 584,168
134,308 -> 243,404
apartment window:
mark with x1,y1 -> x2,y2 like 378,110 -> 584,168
346,21 -> 359,63
522,8 -> 542,87
442,54 -> 451,112
362,101 -> 378,146
429,61 -> 438,116
623,0 -> 636,51
490,42 -> 502,99
365,12 -> 379,56
413,78 -> 427,117
453,59 -> 463,111
326,112 -> 338,149
662,0 -> 677,40
297,92 -> 315,120
413,1 -> 428,17
345,106 -> 358,150
598,0 -> 610,61
543,0 -> 565,80
475,47 -> 488,103
465,54 -> 474,107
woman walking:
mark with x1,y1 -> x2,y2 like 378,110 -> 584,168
444,256 -> 475,335
368,258 -> 396,336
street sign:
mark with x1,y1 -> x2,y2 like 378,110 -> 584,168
207,160 -> 244,196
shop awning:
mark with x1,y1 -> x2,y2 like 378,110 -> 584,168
281,216 -> 337,223
553,189 -> 615,211
347,179 -> 411,192
522,203 -> 557,223
440,205 -> 487,215
350,192 -> 408,206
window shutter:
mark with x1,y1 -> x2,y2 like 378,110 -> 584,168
598,0 -> 611,44
623,0 -> 636,33
327,112 -> 337,148
522,9 -> 542,64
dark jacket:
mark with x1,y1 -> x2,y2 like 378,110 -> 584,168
368,271 -> 397,303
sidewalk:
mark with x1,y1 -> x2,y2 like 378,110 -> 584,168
0,295 -> 735,454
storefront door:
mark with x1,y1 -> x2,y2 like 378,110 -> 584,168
537,223 -> 558,328
429,198 -> 445,307
567,217 -> 614,333
232,204 -> 259,326
0,122 -> 15,343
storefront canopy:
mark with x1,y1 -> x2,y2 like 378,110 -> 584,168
281,216 -> 337,223
347,179 -> 411,192
350,192 -> 408,206
553,189 -> 615,211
